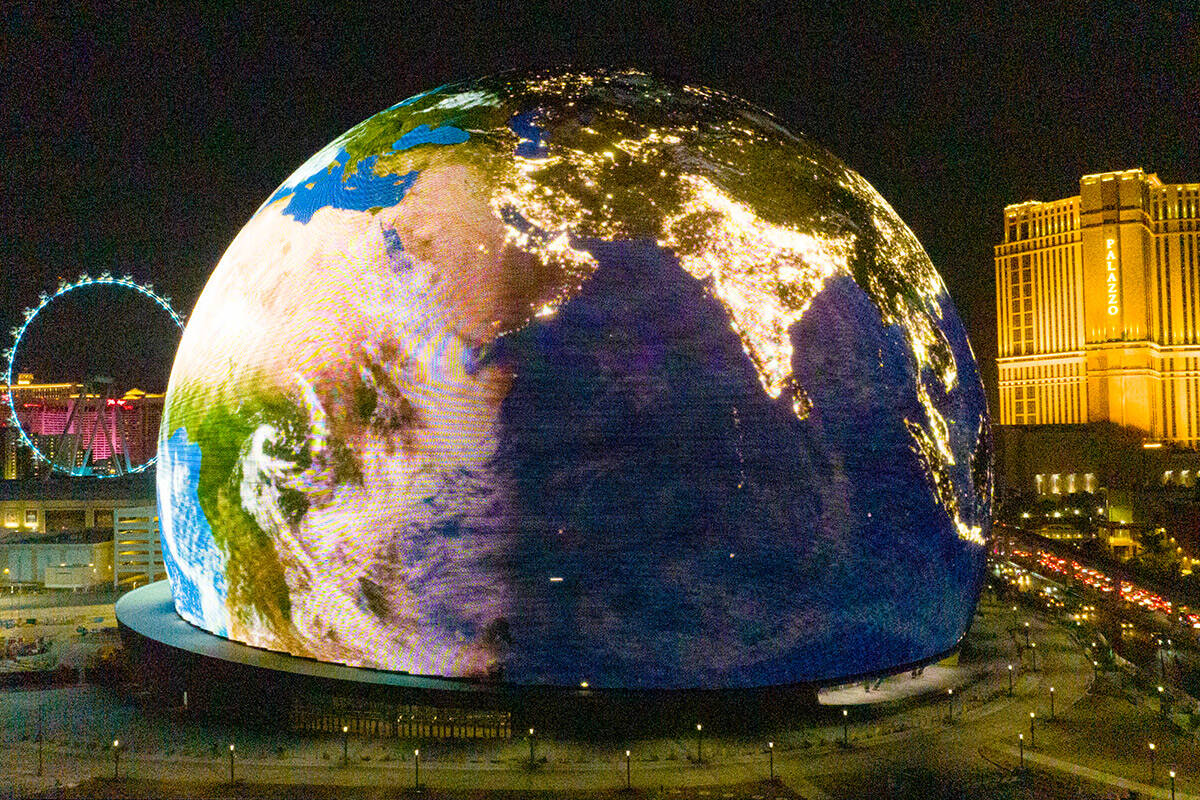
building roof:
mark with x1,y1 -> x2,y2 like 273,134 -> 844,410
0,472 -> 155,502
2,527 -> 112,545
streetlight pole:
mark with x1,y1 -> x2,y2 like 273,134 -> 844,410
1008,664 -> 1014,696
1018,733 -> 1024,771
695,723 -> 702,764
1171,768 -> 1177,800
768,741 -> 774,782
625,749 -> 631,789
414,749 -> 420,791
342,725 -> 349,766
1030,642 -> 1037,672
1049,686 -> 1055,720
1159,685 -> 1168,720
842,709 -> 849,745
1023,621 -> 1031,647
1029,712 -> 1035,748
112,739 -> 121,780
529,728 -> 536,767
946,689 -> 954,723
1150,742 -> 1157,785
228,744 -> 235,783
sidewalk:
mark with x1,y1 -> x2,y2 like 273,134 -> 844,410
819,599 -> 1035,711
0,597 -> 1091,798
994,743 -> 1200,800
818,664 -> 992,707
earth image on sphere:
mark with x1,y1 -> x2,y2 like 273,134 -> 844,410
157,69 -> 991,690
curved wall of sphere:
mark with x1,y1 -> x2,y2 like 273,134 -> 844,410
157,70 -> 991,690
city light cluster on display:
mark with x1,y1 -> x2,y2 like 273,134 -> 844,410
4,272 -> 185,477
155,71 -> 991,687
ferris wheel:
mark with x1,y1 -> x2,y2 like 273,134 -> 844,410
3,273 -> 185,478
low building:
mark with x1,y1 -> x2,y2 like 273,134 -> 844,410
1098,522 -> 1147,561
1036,522 -> 1091,542
0,473 -> 155,535
0,473 -> 156,590
113,506 -> 164,590
0,527 -> 113,589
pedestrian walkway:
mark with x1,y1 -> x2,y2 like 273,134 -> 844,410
776,772 -> 831,800
819,664 -> 991,707
995,743 -> 1199,799
0,597 -> 1095,799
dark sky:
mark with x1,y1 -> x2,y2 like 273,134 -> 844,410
2,2 -> 1197,402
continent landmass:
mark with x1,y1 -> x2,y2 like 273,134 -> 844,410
158,69 -> 990,679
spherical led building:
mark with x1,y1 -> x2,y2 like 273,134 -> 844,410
155,69 -> 991,693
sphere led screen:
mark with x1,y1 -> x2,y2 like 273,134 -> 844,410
158,70 -> 991,689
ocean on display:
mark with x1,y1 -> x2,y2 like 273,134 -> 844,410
158,69 -> 991,689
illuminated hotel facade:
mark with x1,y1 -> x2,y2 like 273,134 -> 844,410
1,373 -> 163,478
997,168 -> 1200,444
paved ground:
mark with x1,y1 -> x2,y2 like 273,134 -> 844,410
1,594 -> 1193,798
818,664 -> 990,707
0,589 -> 118,612
13,778 -> 809,799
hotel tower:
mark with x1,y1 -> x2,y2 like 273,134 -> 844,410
996,168 -> 1200,444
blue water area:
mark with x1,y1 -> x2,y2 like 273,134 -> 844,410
393,123 -> 470,151
158,426 -> 227,634
264,148 -> 419,224
788,274 -> 988,673
493,239 -> 815,687
476,238 -> 986,688
509,110 -> 550,158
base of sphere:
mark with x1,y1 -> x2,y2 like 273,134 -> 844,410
118,581 -> 832,736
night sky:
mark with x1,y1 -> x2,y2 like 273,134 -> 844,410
2,3 -> 1197,404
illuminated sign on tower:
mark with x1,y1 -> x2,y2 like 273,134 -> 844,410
1106,237 -> 1119,316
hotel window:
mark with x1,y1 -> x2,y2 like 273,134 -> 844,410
24,509 -> 37,527
1035,474 -> 1045,494
1067,473 -> 1077,494
1050,473 -> 1061,494
4,510 -> 15,528
1165,470 -> 1174,485
1085,473 -> 1096,492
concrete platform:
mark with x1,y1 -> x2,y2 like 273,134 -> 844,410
115,580 -> 486,693
115,581 -> 821,736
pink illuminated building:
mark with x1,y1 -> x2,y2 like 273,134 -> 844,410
1,374 -> 163,478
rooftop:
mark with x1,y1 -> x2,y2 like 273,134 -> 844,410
0,472 -> 155,502
1,527 -> 111,545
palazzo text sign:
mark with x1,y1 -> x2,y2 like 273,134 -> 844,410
1106,237 -> 1119,316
